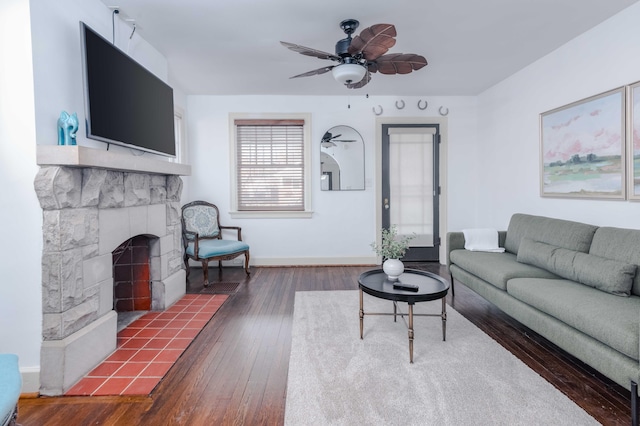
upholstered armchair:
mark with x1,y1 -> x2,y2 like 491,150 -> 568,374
181,201 -> 250,286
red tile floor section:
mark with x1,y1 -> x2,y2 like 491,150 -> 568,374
66,294 -> 228,396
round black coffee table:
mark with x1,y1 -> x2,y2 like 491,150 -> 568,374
358,268 -> 450,363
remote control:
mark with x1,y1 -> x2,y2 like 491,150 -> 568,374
393,282 -> 419,292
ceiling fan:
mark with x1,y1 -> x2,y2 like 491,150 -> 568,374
321,131 -> 357,148
281,19 -> 428,89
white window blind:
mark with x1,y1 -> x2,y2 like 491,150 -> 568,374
235,119 -> 305,211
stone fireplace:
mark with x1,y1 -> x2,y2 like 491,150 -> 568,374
35,146 -> 190,396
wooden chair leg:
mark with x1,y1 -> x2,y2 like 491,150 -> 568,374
202,259 -> 210,287
244,251 -> 250,275
184,255 -> 191,280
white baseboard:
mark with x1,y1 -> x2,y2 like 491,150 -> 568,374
190,256 -> 378,267
251,256 -> 378,266
20,366 -> 40,394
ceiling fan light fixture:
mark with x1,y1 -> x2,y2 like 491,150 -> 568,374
332,63 -> 366,85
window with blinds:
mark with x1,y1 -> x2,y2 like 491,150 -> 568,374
235,119 -> 305,211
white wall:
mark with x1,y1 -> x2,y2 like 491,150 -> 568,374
474,2 -> 640,231
0,0 -> 41,391
0,0 -> 184,392
186,95 -> 478,264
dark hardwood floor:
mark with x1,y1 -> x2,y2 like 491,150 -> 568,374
19,264 -> 632,425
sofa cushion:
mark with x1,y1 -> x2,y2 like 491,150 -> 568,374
589,227 -> 640,297
517,238 -> 636,297
449,249 -> 558,291
507,278 -> 640,361
504,213 -> 597,255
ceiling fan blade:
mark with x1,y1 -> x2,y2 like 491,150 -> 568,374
348,24 -> 397,61
373,53 -> 428,75
322,132 -> 342,142
280,41 -> 340,61
289,65 -> 335,79
346,70 -> 371,89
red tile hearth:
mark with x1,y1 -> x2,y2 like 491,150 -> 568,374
66,294 -> 228,396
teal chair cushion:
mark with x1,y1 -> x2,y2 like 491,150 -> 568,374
186,240 -> 249,258
0,354 -> 21,426
182,205 -> 220,239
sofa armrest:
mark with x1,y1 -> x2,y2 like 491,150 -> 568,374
446,232 -> 465,267
498,231 -> 507,248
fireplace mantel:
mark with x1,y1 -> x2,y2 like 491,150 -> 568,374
37,145 -> 191,176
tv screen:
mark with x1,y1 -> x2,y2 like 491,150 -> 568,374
80,22 -> 176,157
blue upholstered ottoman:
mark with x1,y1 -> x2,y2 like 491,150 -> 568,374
0,354 -> 21,426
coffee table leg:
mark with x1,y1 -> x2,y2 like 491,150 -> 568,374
359,288 -> 364,339
408,303 -> 414,363
442,297 -> 447,341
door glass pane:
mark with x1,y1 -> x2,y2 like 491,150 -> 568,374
389,131 -> 434,247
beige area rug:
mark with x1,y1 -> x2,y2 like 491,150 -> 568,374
285,290 -> 599,425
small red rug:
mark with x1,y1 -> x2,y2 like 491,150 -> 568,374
65,293 -> 228,396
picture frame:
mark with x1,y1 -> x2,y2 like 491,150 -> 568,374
540,87 -> 626,199
628,81 -> 640,200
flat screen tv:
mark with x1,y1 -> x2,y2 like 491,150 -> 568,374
80,21 -> 176,157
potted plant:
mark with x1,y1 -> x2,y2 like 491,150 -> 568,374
370,225 -> 415,280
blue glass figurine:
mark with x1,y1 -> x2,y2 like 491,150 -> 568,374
57,111 -> 78,145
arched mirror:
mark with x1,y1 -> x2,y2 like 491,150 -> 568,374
320,125 -> 365,191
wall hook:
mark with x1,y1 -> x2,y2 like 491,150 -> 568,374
418,100 -> 428,110
395,100 -> 405,110
439,106 -> 449,116
373,105 -> 383,116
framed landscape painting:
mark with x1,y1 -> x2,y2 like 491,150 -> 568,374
540,87 -> 626,199
629,81 -> 640,200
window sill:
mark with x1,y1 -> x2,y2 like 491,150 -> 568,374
229,211 -> 313,219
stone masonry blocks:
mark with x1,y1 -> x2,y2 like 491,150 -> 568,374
147,204 -> 167,236
150,175 -> 167,204
36,166 -> 185,392
99,171 -> 125,208
167,175 -> 183,201
34,166 -> 82,210
166,201 -> 181,226
81,168 -> 107,207
124,173 -> 150,207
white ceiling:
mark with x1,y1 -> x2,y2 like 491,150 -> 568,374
101,0 -> 638,96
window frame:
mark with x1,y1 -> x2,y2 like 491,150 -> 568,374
229,113 -> 312,219
173,106 -> 186,164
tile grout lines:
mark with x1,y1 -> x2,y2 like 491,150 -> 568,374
66,293 -> 229,396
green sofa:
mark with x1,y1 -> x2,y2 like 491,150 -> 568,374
447,213 -> 640,415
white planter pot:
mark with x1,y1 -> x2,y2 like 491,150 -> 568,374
383,259 -> 404,281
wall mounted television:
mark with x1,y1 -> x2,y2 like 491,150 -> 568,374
80,21 -> 176,157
